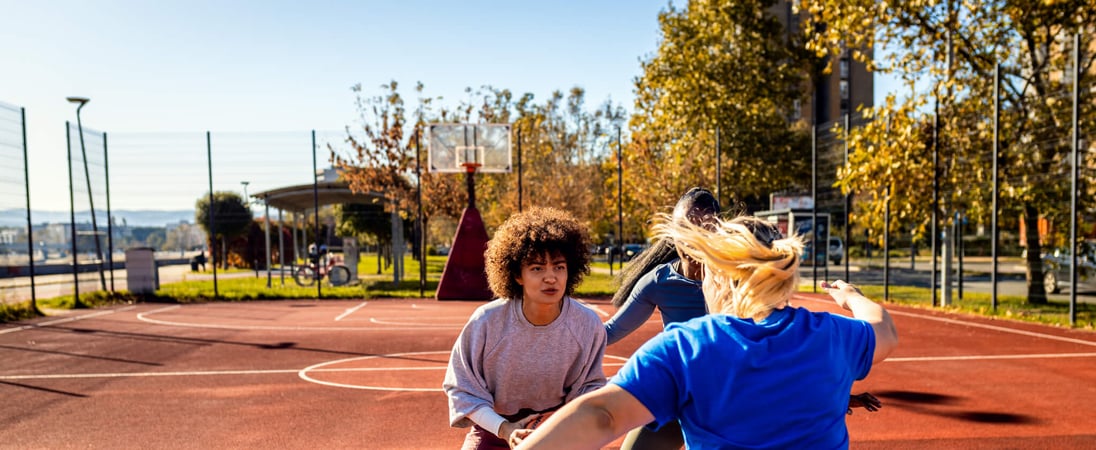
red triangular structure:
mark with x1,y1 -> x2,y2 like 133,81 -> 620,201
436,206 -> 493,301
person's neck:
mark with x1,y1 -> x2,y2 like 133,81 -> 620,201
522,299 -> 563,326
677,259 -> 702,281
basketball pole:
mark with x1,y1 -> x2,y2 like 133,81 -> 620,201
416,126 -> 425,298
517,126 -> 523,213
432,123 -> 506,300
616,126 -> 623,273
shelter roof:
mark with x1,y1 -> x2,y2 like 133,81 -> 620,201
251,181 -> 385,212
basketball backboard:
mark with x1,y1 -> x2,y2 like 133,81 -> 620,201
427,123 -> 512,173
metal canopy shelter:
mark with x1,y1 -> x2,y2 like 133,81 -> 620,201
251,181 -> 385,212
248,181 -> 395,291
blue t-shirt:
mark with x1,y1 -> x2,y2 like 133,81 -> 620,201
611,307 -> 876,449
604,260 -> 706,345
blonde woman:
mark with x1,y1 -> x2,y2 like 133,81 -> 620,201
513,215 -> 898,449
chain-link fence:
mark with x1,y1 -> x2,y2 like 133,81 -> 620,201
0,101 -> 39,310
1,65 -> 1093,314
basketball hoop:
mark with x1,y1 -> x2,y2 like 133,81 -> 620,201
427,124 -> 511,173
426,123 -> 511,301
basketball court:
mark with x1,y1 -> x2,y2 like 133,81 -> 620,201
1,295 -> 1094,449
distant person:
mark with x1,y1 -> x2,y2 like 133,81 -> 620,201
443,207 -> 607,450
191,251 -> 207,272
307,243 -> 328,266
513,215 -> 898,449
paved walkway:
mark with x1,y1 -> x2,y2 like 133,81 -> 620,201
1,263 -> 262,304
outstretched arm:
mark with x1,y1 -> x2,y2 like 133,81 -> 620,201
822,280 -> 899,364
512,384 -> 654,449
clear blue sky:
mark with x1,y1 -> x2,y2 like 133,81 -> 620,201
1,0 -> 899,212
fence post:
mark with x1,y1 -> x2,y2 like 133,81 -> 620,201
21,107 -> 41,315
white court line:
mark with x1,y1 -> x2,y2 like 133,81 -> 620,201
368,317 -> 467,326
793,294 -> 1096,347
0,307 -> 135,335
136,306 -> 462,331
335,301 -> 368,321
886,352 -> 1096,363
298,351 -> 631,392
0,362 -> 631,382
576,299 -> 612,318
887,310 -> 1096,347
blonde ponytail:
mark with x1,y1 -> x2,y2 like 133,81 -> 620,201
651,215 -> 803,321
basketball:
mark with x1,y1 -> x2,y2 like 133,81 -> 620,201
526,412 -> 553,429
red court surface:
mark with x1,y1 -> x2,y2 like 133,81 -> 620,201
1,294 -> 1094,449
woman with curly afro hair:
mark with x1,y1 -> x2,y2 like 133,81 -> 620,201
444,207 -> 607,450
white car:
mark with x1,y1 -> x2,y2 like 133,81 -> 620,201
828,237 -> 843,265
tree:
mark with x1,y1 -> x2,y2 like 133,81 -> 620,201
627,0 -> 813,233
472,86 -> 625,236
164,222 -> 203,253
332,81 -> 466,269
801,0 -> 1095,304
334,202 -> 390,246
195,191 -> 253,269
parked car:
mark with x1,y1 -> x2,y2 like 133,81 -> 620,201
1042,241 -> 1096,294
801,237 -> 843,266
605,243 -> 647,262
828,237 -> 844,265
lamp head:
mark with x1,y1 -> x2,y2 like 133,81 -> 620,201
66,97 -> 90,110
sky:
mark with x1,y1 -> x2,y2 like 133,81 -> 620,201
1,0 -> 900,213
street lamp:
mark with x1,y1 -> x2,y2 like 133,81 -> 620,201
67,96 -> 107,292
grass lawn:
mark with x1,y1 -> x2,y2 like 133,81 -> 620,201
2,254 -> 1092,330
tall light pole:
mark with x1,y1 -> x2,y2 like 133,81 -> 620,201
66,96 -> 107,292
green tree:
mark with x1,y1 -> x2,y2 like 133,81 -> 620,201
334,202 -> 389,245
195,191 -> 253,269
470,86 -> 625,237
332,81 -> 464,265
627,0 -> 813,235
801,0 -> 1096,304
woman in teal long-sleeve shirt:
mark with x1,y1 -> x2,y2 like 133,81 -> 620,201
603,187 -> 721,449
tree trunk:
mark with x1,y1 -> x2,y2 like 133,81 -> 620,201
1022,204 -> 1047,304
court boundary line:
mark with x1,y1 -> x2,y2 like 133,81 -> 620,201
4,351 -> 1092,382
136,304 -> 464,331
335,301 -> 368,321
793,294 -> 1096,347
0,306 -> 135,335
885,352 -> 1096,362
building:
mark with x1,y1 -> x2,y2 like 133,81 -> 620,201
770,0 -> 874,126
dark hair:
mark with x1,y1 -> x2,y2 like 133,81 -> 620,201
485,207 -> 592,300
611,187 -> 724,307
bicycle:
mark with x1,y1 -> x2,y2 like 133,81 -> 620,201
294,253 -> 352,287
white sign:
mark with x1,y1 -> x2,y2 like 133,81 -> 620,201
771,195 -> 814,210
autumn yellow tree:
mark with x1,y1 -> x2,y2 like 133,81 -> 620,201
801,0 -> 1096,303
626,0 -> 814,237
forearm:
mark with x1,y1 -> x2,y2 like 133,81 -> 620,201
844,295 -> 898,363
515,400 -> 621,449
604,304 -> 653,346
468,407 -> 507,438
516,385 -> 652,449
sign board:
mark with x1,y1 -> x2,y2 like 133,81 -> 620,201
771,194 -> 814,211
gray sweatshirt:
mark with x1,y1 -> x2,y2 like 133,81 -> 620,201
443,296 -> 607,432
